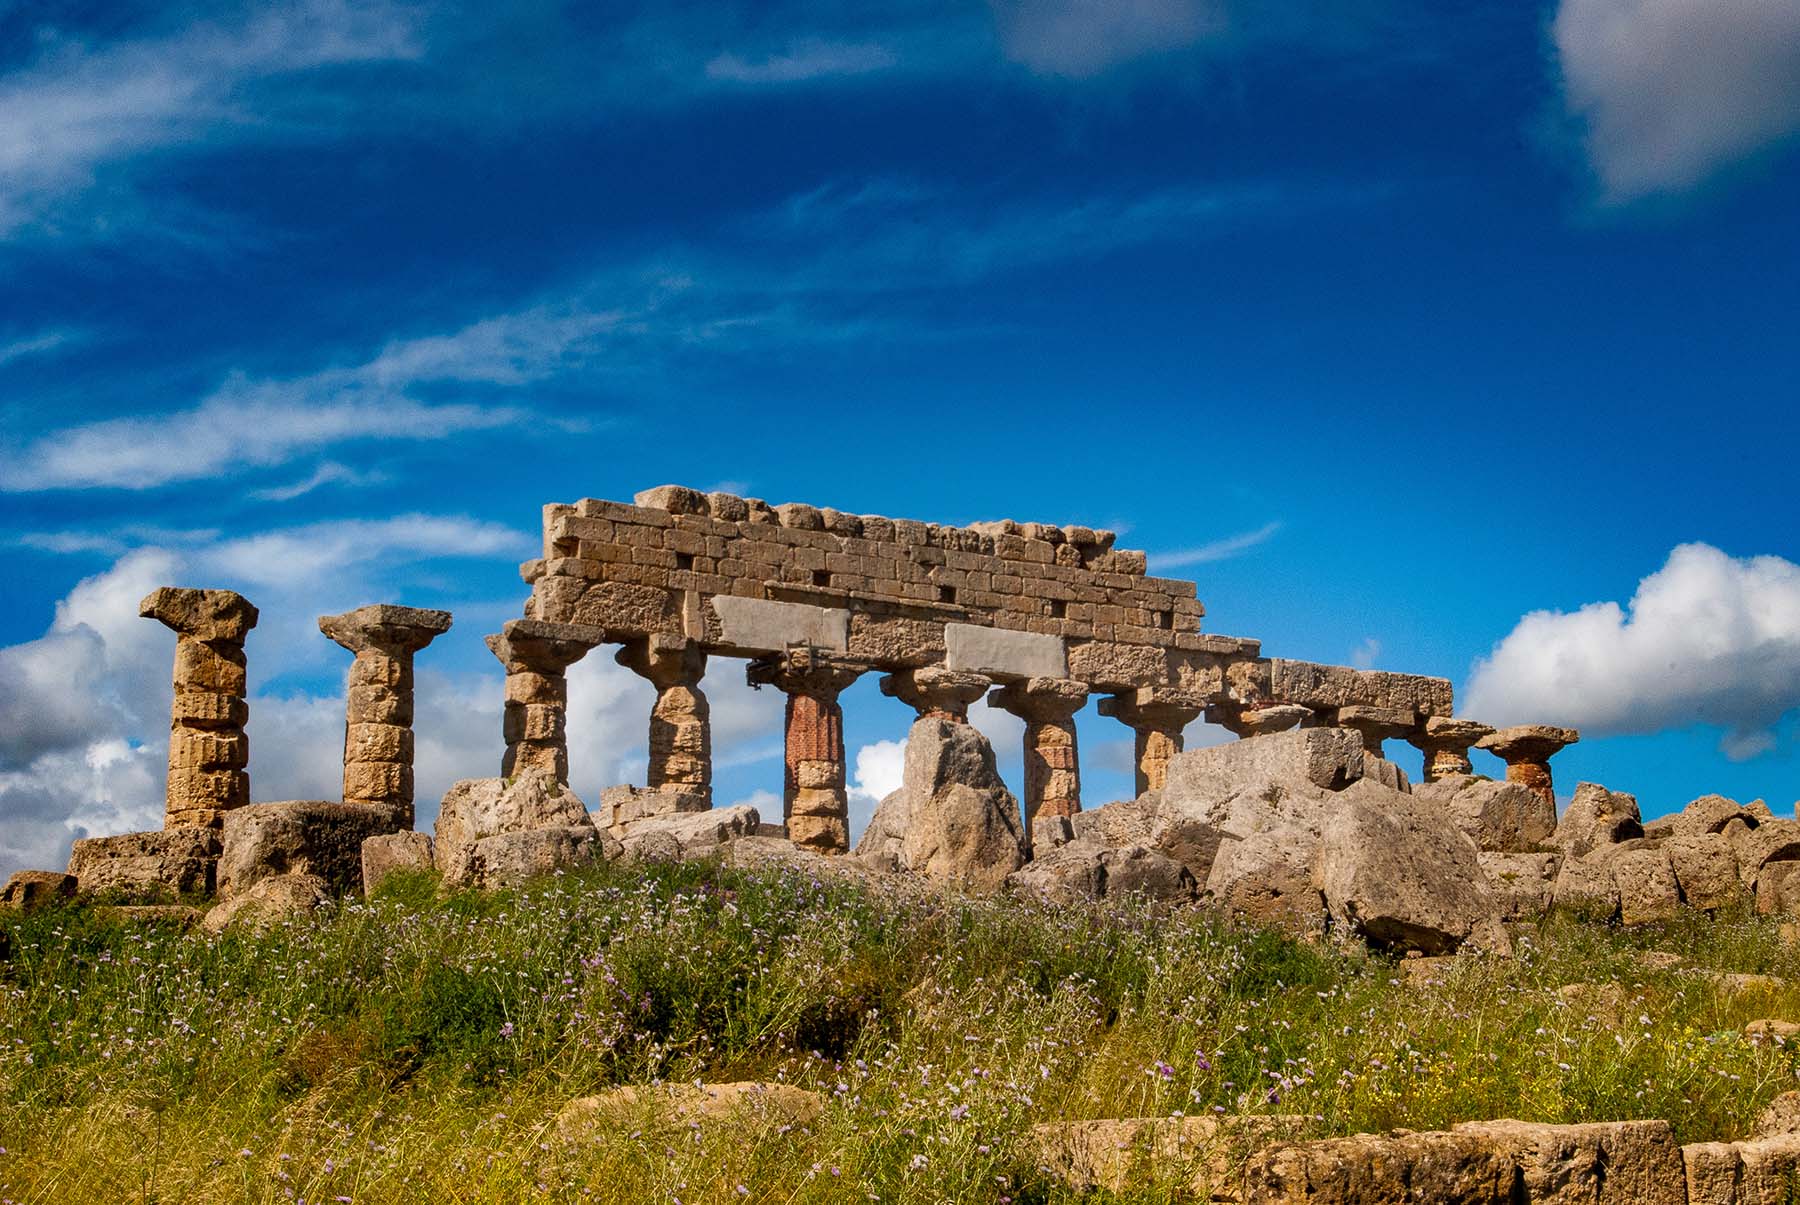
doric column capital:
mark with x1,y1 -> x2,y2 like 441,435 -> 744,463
746,648 -> 867,698
614,634 -> 706,688
881,666 -> 991,721
319,604 -> 452,657
485,619 -> 606,674
1332,704 -> 1419,756
1475,724 -> 1580,765
1205,701 -> 1315,738
1406,716 -> 1496,782
1097,687 -> 1208,734
141,587 -> 258,643
988,676 -> 1089,723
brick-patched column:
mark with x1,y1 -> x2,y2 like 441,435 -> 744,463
485,619 -> 606,783
1407,717 -> 1496,782
1476,724 -> 1580,811
141,587 -> 258,829
989,677 -> 1089,825
319,604 -> 452,829
616,635 -> 712,805
880,666 -> 990,722
748,648 -> 865,854
1097,687 -> 1207,796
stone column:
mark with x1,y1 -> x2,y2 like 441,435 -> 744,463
1332,705 -> 1418,762
318,604 -> 453,829
484,619 -> 606,783
1204,701 -> 1316,739
880,666 -> 990,722
989,677 -> 1089,826
616,635 -> 712,806
1407,717 -> 1496,782
748,649 -> 865,854
141,587 -> 258,829
1097,688 -> 1207,796
1475,724 -> 1580,811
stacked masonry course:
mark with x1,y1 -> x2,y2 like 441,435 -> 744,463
520,486 -> 1490,850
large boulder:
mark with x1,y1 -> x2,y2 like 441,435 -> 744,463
611,803 -> 759,864
2,871 -> 77,910
1415,774 -> 1556,853
434,774 -> 597,886
1478,851 -> 1561,921
1729,817 -> 1800,888
1202,815 -> 1327,934
217,801 -> 392,899
1609,844 -> 1682,925
1757,861 -> 1800,916
361,830 -> 434,895
66,828 -> 218,900
1162,726 -> 1367,798
1551,783 -> 1644,858
465,826 -> 605,888
1663,832 -> 1743,911
1006,842 -> 1194,905
1673,793 -> 1761,838
1316,780 -> 1508,954
200,872 -> 329,935
856,718 -> 1024,893
1552,852 -> 1621,920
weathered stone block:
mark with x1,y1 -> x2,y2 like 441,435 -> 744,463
171,639 -> 248,694
218,801 -> 393,899
2,871 -> 77,910
467,826 -> 604,888
345,722 -> 412,764
708,595 -> 849,654
944,622 -> 1066,680
343,761 -> 412,804
67,828 -> 219,899
361,830 -> 434,895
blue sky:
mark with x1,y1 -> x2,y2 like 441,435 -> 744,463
2,0 -> 1798,876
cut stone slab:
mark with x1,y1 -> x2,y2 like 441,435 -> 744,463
1245,1128 -> 1518,1204
1610,845 -> 1682,926
139,586 -> 259,643
66,828 -> 219,900
361,830 -> 434,895
1476,724 -> 1581,759
943,621 -> 1066,680
1663,832 -> 1743,911
2,871 -> 77,910
599,785 -> 708,830
217,801 -> 392,899
556,1081 -> 822,1141
1478,851 -> 1561,921
1674,794 -> 1760,838
1683,1134 -> 1800,1205
201,873 -> 329,935
1552,853 -> 1621,921
434,773 -> 596,887
1451,1119 -> 1685,1205
708,595 -> 848,654
1162,726 -> 1367,799
1006,842 -> 1194,905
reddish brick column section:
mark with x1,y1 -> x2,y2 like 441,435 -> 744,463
1476,725 -> 1580,812
318,604 -> 453,829
1406,717 -> 1496,782
989,677 -> 1089,824
140,587 -> 259,829
1098,688 -> 1208,796
484,619 -> 606,783
749,649 -> 865,854
880,666 -> 991,723
615,635 -> 712,806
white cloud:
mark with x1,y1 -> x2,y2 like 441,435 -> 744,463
0,0 -> 419,237
991,0 -> 1225,77
847,737 -> 908,842
0,329 -> 78,367
1350,637 -> 1381,671
1149,520 -> 1282,569
1464,543 -> 1800,761
195,514 -> 530,591
705,39 -> 899,84
247,461 -> 382,503
1553,0 -> 1800,200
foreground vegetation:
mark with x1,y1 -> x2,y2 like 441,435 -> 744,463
2,858 -> 1797,1203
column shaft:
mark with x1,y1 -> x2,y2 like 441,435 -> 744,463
143,588 -> 258,830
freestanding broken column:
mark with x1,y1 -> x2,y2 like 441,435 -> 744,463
880,666 -> 990,722
989,677 -> 1089,828
1407,717 -> 1496,782
1475,724 -> 1579,812
141,587 -> 258,829
318,604 -> 453,828
616,635 -> 712,806
485,619 -> 606,783
1097,687 -> 1208,795
748,648 -> 865,854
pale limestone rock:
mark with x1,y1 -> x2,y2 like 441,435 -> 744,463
1745,1020 -> 1800,1046
1203,817 -> 1326,934
1450,1119 -> 1684,1205
361,830 -> 434,895
1663,832 -> 1743,911
465,826 -> 605,888
1416,773 -> 1557,853
1754,1090 -> 1800,1138
1,871 -> 76,910
200,872 -> 328,935
1757,861 -> 1800,916
1675,793 -> 1760,837
1005,843 -> 1193,905
1028,1114 -> 1305,1197
1552,782 -> 1644,858
1683,1134 -> 1800,1204
217,801 -> 391,899
67,828 -> 219,899
1244,1129 -> 1517,1203
858,717 -> 1025,893
434,774 -> 596,887
1478,851 -> 1561,921
1163,727 -> 1366,797
557,1081 -> 821,1140
1730,817 -> 1800,888
1552,852 -> 1621,920
1610,845 -> 1683,925
1316,779 -> 1508,955
613,804 -> 760,862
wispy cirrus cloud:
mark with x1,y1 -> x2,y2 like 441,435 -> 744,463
1149,520 -> 1282,569
0,329 -> 80,367
991,0 -> 1226,78
0,0 -> 420,240
706,38 -> 900,84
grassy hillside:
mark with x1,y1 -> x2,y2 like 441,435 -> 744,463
2,859 -> 1797,1203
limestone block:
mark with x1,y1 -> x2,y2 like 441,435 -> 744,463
633,484 -> 709,514
1731,818 -> 1800,886
171,639 -> 248,694
217,801 -> 393,899
169,728 -> 249,771
361,830 -> 434,895
944,622 -> 1066,680
1754,1091 -> 1800,1138
1478,851 -> 1562,921
1757,861 -> 1800,916
502,702 -> 565,744
1416,774 -> 1555,852
1245,1129 -> 1517,1203
201,873 -> 328,935
68,828 -> 219,899
2,871 -> 77,910
318,603 -> 451,655
708,595 -> 849,654
1612,846 -> 1683,925
1450,1119 -> 1684,1205
435,774 -> 596,886
1675,793 -> 1760,837
348,683 -> 412,725
345,722 -> 412,764
347,653 -> 411,689
343,761 -> 412,804
785,812 -> 847,852
1552,782 -> 1645,857
466,826 -> 605,888
171,689 -> 248,727
1664,832 -> 1743,911
1552,853 -> 1620,920
1029,1115 -> 1304,1198
880,717 -> 1025,893
1164,727 -> 1367,798
140,587 -> 259,643
615,804 -> 760,862
1682,1135 -> 1800,1205
599,785 -> 709,829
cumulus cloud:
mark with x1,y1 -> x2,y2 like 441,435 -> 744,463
1464,543 -> 1800,760
846,737 -> 909,842
1553,0 -> 1800,200
991,0 -> 1225,77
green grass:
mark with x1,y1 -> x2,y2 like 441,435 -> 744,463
1,859 -> 1796,1203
